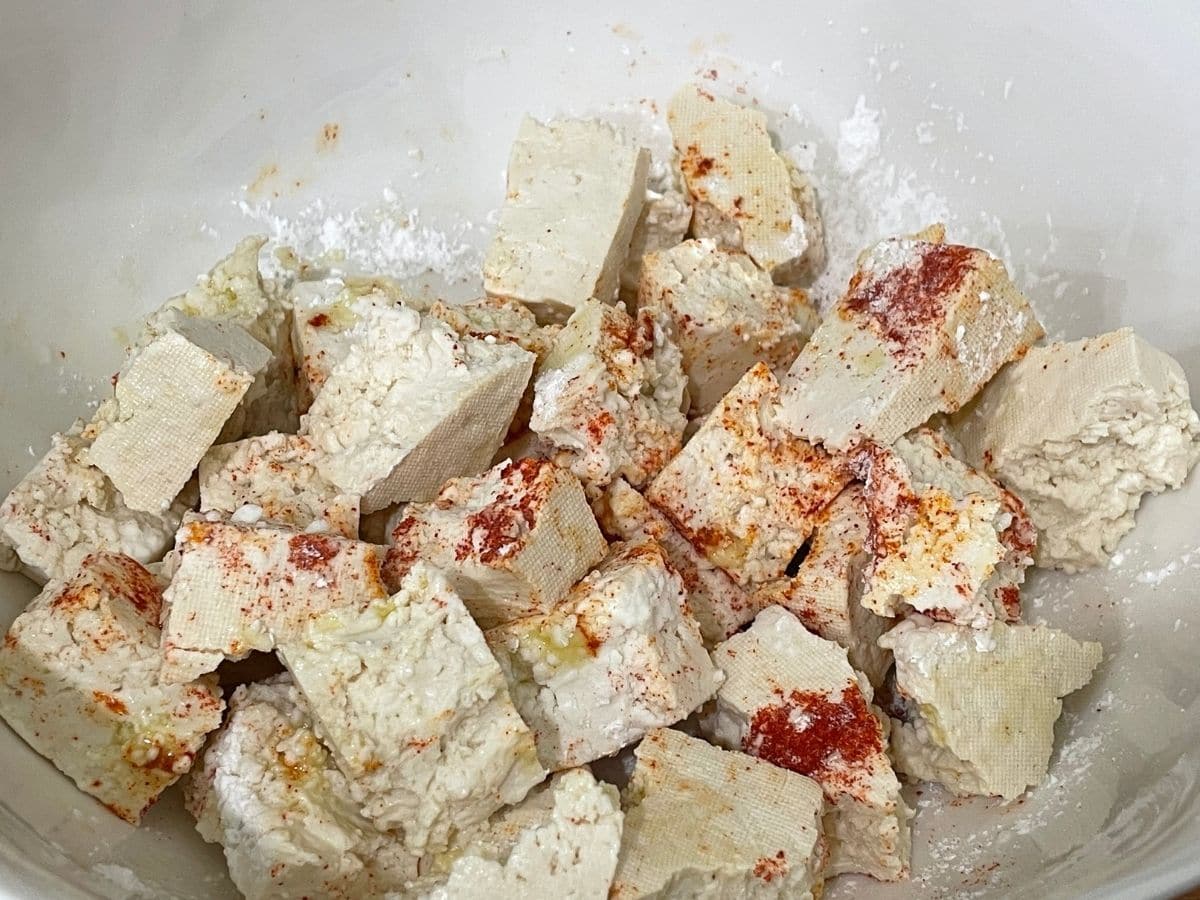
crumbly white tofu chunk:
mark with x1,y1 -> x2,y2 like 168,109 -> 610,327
159,517 -> 389,683
619,152 -> 693,304
530,299 -> 687,493
199,431 -> 360,539
955,328 -> 1200,571
185,676 -> 417,900
483,116 -> 650,323
594,477 -> 758,647
302,300 -> 535,511
879,615 -> 1103,799
702,607 -> 910,882
638,239 -> 819,415
668,84 -> 825,284
0,422 -> 191,585
486,540 -> 720,771
278,563 -> 544,851
609,728 -> 826,900
748,485 -> 892,687
647,363 -> 851,587
383,457 -> 606,628
778,232 -> 1044,451
85,312 -> 271,514
0,553 -> 223,823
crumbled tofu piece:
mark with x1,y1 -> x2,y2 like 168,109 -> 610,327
778,232 -> 1044,451
277,563 -> 544,851
879,615 -> 1103,799
0,422 -> 191,584
0,553 -> 223,823
594,477 -> 758,647
638,239 -> 819,415
85,312 -> 272,514
954,328 -> 1200,570
185,676 -> 416,900
748,485 -> 892,687
302,300 -> 535,511
609,728 -> 826,899
487,540 -> 720,771
159,517 -> 389,683
530,299 -> 687,493
483,116 -> 650,323
619,153 -> 693,304
668,85 -> 825,284
647,363 -> 851,587
702,607 -> 911,882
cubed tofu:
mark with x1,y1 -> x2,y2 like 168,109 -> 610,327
778,232 -> 1044,451
668,84 -> 825,284
159,517 -> 389,683
748,485 -> 892,688
954,328 -> 1200,571
0,553 -> 223,823
879,615 -> 1103,799
0,422 -> 191,585
530,299 -> 687,493
199,431 -> 360,539
594,477 -> 758,647
646,363 -> 851,587
383,457 -> 606,628
185,675 -> 417,900
702,607 -> 911,882
483,116 -> 650,323
609,728 -> 826,900
486,540 -> 720,771
85,312 -> 272,514
619,153 -> 693,304
302,301 -> 535,511
277,563 -> 545,851
638,239 -> 819,415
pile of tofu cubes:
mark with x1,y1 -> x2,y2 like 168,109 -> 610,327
1,84 -> 1198,899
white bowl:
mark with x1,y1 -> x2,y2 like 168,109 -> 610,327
1,2 -> 1198,897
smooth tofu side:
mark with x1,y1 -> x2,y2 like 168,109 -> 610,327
610,727 -> 826,900
485,540 -> 721,771
0,553 -> 223,823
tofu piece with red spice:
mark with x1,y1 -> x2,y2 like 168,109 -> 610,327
609,727 -> 826,900
159,516 -> 390,684
382,457 -> 607,629
0,553 -> 223,823
778,230 -> 1044,452
486,540 -> 720,771
646,363 -> 851,587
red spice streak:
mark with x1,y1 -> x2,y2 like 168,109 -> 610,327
746,687 -> 883,782
307,313 -> 331,328
753,851 -> 789,883
287,534 -> 339,570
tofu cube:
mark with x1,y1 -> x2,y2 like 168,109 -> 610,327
954,328 -> 1200,570
486,540 -> 720,771
879,615 -> 1102,799
668,84 -> 825,284
778,231 -> 1044,451
483,116 -> 650,323
0,553 -> 223,823
199,431 -> 360,539
646,363 -> 851,587
638,239 -> 819,415
702,607 -> 911,882
277,562 -> 545,851
383,457 -> 606,629
530,299 -> 687,493
618,151 -> 693,304
609,728 -> 826,900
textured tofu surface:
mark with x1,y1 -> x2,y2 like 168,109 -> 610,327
619,151 -> 693,304
610,728 -> 826,899
0,554 -> 223,823
383,457 -> 606,628
647,363 -> 851,587
487,540 -> 720,771
278,563 -> 544,851
955,328 -> 1200,570
484,116 -> 650,322
880,615 -> 1102,799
